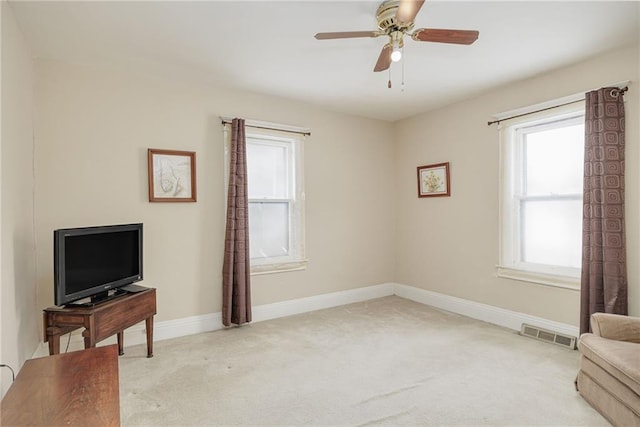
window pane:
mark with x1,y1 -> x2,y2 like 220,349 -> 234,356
247,142 -> 288,199
249,202 -> 289,259
521,199 -> 582,268
524,123 -> 584,195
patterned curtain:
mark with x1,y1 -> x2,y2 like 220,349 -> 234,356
580,87 -> 627,335
222,118 -> 252,326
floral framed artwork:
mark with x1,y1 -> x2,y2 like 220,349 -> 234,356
417,162 -> 450,198
148,149 -> 197,202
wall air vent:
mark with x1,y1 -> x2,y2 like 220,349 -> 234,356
520,324 -> 576,349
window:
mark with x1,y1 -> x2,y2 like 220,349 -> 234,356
498,103 -> 584,288
225,123 -> 306,274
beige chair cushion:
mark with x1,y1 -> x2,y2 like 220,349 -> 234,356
579,333 -> 640,397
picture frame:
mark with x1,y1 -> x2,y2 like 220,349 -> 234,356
417,162 -> 450,198
148,149 -> 197,202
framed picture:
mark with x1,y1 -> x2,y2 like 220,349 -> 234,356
148,149 -> 197,202
417,162 -> 450,198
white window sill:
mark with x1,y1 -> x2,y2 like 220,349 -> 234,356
496,266 -> 580,291
251,260 -> 308,276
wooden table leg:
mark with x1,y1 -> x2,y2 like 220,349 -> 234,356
83,316 -> 96,349
117,331 -> 124,355
48,334 -> 61,355
145,316 -> 154,358
46,325 -> 80,355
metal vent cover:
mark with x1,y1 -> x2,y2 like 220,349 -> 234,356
520,324 -> 576,349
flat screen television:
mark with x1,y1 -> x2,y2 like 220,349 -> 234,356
54,223 -> 143,306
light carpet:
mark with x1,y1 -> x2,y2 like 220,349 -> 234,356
118,296 -> 607,426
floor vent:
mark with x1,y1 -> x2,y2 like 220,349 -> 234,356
520,324 -> 576,349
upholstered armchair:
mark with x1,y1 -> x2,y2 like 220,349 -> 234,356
576,313 -> 640,426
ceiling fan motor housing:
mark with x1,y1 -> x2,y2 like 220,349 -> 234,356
376,0 -> 415,32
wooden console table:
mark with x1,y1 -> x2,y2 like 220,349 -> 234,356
43,287 -> 156,357
1,345 -> 120,426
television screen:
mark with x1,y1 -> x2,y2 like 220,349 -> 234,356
54,223 -> 143,306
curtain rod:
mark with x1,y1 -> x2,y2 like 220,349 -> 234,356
221,119 -> 311,136
487,86 -> 628,126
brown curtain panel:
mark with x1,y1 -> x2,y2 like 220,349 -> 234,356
580,87 -> 627,335
222,118 -> 252,327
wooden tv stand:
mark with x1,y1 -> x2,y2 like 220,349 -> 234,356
43,287 -> 156,357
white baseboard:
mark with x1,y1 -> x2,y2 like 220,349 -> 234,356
392,283 -> 579,338
33,282 -> 578,357
252,283 -> 394,322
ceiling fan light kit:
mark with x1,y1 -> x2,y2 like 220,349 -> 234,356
314,0 -> 479,87
391,45 -> 402,62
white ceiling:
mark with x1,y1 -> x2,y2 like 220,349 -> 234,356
8,1 -> 640,122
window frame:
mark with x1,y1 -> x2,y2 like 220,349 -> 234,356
224,123 -> 307,275
497,102 -> 585,289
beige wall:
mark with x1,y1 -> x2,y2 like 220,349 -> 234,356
1,2 -> 38,397
9,22 -> 637,378
33,60 -> 396,322
394,46 -> 640,326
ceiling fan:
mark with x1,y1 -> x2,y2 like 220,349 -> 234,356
314,0 -> 479,73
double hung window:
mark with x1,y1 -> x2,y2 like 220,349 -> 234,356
498,104 -> 584,287
224,122 -> 307,274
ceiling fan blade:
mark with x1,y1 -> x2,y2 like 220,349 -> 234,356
396,0 -> 425,24
373,44 -> 392,72
412,28 -> 479,45
314,31 -> 379,40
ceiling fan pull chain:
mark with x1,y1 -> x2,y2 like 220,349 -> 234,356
388,67 -> 392,89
